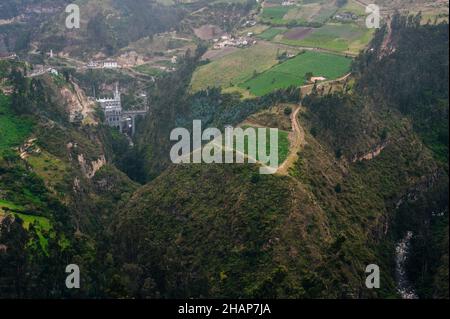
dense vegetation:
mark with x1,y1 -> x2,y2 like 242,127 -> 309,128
354,14 -> 449,164
101,16 -> 448,298
0,60 -> 137,298
353,15 -> 449,298
0,0 -> 69,54
303,16 -> 450,299
131,46 -> 300,182
1,6 -> 448,299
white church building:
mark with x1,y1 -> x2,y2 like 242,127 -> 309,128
96,83 -> 122,130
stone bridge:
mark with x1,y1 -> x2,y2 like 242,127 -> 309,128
122,109 -> 148,135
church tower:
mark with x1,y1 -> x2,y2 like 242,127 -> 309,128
114,82 -> 121,101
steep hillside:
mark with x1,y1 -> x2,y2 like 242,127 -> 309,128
111,164 -> 330,298
0,59 -> 137,298
354,14 -> 449,163
110,17 -> 448,299
353,15 -> 449,298
112,88 -> 441,298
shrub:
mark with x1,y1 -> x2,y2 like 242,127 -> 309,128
284,106 -> 292,116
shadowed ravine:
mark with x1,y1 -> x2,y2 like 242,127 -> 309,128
395,231 -> 418,299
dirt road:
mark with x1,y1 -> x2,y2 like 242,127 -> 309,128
300,72 -> 351,93
276,105 -> 305,176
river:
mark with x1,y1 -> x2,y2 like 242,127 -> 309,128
395,231 -> 418,299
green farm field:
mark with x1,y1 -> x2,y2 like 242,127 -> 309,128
260,1 -> 339,25
277,23 -> 374,54
235,126 -> 290,166
190,42 -> 301,92
261,6 -> 291,23
257,27 -> 287,40
239,51 -> 352,96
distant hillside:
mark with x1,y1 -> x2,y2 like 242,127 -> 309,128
0,0 -> 186,57
1,0 -> 258,58
0,0 -> 69,53
38,0 -> 186,57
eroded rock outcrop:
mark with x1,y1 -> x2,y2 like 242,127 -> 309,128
77,154 -> 106,179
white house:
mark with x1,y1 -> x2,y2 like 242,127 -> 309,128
103,61 -> 119,69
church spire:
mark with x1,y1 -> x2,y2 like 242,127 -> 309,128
114,82 -> 120,101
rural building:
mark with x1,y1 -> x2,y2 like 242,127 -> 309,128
87,61 -> 100,68
103,61 -> 119,69
334,12 -> 358,21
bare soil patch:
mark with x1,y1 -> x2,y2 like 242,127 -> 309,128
201,47 -> 239,61
194,25 -> 225,40
284,27 -> 314,40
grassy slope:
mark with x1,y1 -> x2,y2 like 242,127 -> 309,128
25,150 -> 71,192
15,212 -> 52,250
238,106 -> 294,164
236,126 -> 290,165
0,199 -> 52,250
1,66 -> 137,253
0,92 -> 55,251
0,94 -> 33,155
0,91 -> 52,251
261,6 -> 290,23
0,199 -> 25,213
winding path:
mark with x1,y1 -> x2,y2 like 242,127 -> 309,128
300,72 -> 352,94
177,109 -> 304,175
276,105 -> 305,176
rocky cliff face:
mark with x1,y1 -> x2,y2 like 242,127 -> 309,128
60,81 -> 98,125
77,154 -> 106,179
